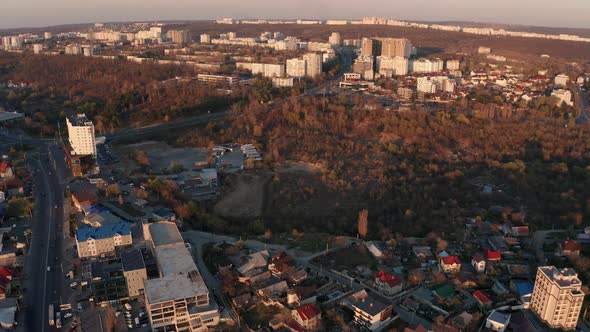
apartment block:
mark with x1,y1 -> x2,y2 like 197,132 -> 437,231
75,223 -> 132,258
143,222 -> 219,331
377,38 -> 411,58
167,30 -> 192,44
286,58 -> 306,78
376,56 -> 409,76
329,32 -> 341,46
530,266 -> 584,330
121,249 -> 147,298
446,60 -> 460,71
66,114 -> 97,157
303,53 -> 322,78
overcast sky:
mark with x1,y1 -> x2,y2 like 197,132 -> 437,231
2,0 -> 589,29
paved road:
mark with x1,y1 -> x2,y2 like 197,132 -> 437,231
105,111 -> 229,143
4,134 -> 70,332
574,85 -> 590,124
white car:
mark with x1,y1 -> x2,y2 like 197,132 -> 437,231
63,312 -> 73,319
47,266 -> 51,272
70,282 -> 78,288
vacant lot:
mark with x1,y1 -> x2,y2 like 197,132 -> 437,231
113,141 -> 209,172
214,171 -> 271,219
314,245 -> 377,272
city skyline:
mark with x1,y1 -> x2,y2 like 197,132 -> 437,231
2,0 -> 590,30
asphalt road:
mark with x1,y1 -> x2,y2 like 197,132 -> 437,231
574,85 -> 590,124
15,139 -> 68,332
105,111 -> 229,143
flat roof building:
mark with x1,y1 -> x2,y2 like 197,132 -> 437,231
67,114 -> 97,157
530,266 -> 584,330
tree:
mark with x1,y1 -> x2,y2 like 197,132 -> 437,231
357,209 -> 368,238
6,198 -> 32,217
106,183 -> 121,197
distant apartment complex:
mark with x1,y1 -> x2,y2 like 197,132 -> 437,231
302,53 -> 322,78
530,266 -> 584,330
66,114 -> 97,157
167,30 -> 192,44
121,249 -> 147,298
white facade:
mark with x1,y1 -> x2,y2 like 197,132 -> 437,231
329,32 -> 341,46
417,77 -> 437,94
272,77 -> 294,88
286,58 -> 306,78
446,60 -> 460,71
67,114 -> 97,157
530,266 -> 584,330
376,56 -> 409,76
303,53 -> 322,78
555,74 -> 569,87
552,89 -> 574,106
32,44 -> 43,54
200,34 -> 211,43
412,58 -> 444,73
44,32 -> 53,39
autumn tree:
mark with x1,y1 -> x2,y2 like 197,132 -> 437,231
358,209 -> 368,238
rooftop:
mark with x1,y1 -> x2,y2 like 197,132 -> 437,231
538,266 -> 582,288
145,222 -> 183,248
120,248 -> 145,272
154,243 -> 197,276
67,113 -> 93,126
144,271 -> 209,304
348,290 -> 390,316
296,304 -> 321,321
76,222 -> 131,242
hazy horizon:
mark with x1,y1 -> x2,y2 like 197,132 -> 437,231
2,0 -> 590,30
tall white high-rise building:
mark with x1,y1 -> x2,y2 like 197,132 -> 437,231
200,34 -> 211,43
329,32 -> 341,46
32,44 -> 43,54
530,266 -> 584,330
303,53 -> 322,78
44,32 -> 53,40
67,114 -> 97,157
286,58 -> 306,78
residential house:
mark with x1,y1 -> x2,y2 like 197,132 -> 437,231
374,271 -> 403,296
0,162 -> 13,178
236,250 -> 270,276
473,290 -> 492,308
269,252 -> 297,277
75,223 -> 132,258
560,240 -> 581,257
485,249 -> 501,261
472,253 -> 486,273
258,280 -> 289,300
345,290 -> 393,331
485,310 -> 511,332
365,241 -> 384,259
71,190 -> 98,211
292,304 -> 322,331
440,256 -> 462,273
287,285 -> 317,306
2,178 -> 23,196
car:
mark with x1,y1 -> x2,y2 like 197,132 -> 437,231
70,282 -> 78,288
47,266 -> 51,272
63,312 -> 73,319
77,303 -> 83,312
127,324 -> 133,329
54,205 -> 58,209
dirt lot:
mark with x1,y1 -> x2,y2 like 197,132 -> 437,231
214,171 -> 271,219
113,141 -> 209,172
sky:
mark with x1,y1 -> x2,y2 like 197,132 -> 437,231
2,0 -> 589,30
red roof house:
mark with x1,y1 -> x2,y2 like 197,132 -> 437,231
440,256 -> 462,273
485,249 -> 501,261
375,271 -> 404,295
292,304 -> 322,330
473,290 -> 492,307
